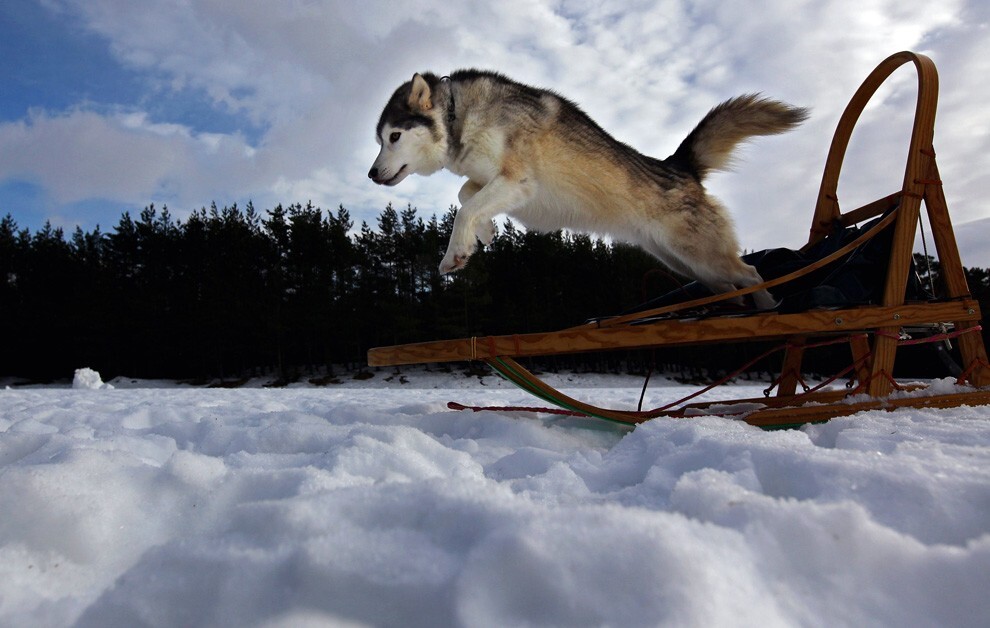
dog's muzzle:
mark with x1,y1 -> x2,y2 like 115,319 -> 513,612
368,165 -> 406,186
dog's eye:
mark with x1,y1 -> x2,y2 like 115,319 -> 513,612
389,132 -> 401,144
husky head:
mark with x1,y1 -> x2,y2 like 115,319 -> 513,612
369,73 -> 449,186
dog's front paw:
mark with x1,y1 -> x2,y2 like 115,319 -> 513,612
474,219 -> 496,245
439,245 -> 474,274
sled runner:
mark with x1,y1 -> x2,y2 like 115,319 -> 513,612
367,51 -> 990,427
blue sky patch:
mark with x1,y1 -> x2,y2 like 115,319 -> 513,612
0,1 -> 264,140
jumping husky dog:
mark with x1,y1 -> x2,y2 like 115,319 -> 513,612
369,70 -> 807,308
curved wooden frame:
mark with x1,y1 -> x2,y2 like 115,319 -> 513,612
801,51 -> 987,398
368,52 -> 990,427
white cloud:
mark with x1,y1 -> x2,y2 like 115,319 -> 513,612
4,0 -> 989,264
0,111 -> 276,234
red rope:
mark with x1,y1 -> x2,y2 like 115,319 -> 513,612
864,369 -> 904,391
648,344 -> 783,415
768,369 -> 812,394
956,359 -> 990,387
875,324 -> 982,346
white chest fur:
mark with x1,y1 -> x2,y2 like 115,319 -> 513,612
447,124 -> 505,185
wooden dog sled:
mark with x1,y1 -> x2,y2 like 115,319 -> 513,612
368,51 -> 990,428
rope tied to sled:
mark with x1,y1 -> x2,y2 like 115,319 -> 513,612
874,324 -> 982,346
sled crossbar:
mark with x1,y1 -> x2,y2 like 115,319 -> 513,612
367,51 -> 990,427
368,300 -> 982,366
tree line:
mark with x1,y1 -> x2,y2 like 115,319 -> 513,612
1,202 -> 987,384
0,202 -> 669,383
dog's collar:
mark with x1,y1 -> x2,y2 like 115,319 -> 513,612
440,76 -> 456,124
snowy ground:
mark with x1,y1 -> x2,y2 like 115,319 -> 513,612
2,368 -> 989,627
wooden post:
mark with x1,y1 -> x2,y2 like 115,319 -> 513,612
849,334 -> 872,389
921,158 -> 990,386
776,338 -> 806,397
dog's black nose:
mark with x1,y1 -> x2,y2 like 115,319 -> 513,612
368,167 -> 378,180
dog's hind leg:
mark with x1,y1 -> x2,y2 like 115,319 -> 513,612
692,258 -> 777,310
640,235 -> 776,309
731,264 -> 777,310
701,270 -> 776,309
441,174 -> 535,274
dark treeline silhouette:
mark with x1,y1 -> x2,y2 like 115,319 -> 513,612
2,202 -> 987,384
0,202 -> 668,383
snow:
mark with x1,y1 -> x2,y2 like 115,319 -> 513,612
71,367 -> 114,390
2,369 -> 989,627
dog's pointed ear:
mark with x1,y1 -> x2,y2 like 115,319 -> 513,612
408,73 -> 433,111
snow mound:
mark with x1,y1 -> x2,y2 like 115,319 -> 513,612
72,368 -> 114,390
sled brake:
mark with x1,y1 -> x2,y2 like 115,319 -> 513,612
367,51 -> 990,428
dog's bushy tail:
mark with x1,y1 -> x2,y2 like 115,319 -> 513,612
671,94 -> 809,180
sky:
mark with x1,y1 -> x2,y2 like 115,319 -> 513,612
1,0 -> 989,266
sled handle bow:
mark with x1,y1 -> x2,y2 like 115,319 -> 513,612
809,50 -> 938,246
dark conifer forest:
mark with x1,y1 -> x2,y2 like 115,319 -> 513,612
1,202 -> 987,384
